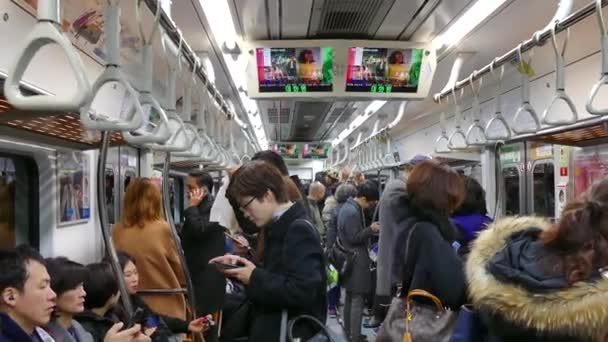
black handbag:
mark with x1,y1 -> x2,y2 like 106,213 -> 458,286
219,291 -> 252,341
280,311 -> 337,342
328,236 -> 357,279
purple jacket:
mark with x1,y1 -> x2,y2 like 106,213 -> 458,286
451,213 -> 493,244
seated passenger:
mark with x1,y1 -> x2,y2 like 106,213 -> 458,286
212,161 -> 326,341
337,180 -> 380,342
76,262 -> 122,342
467,178 -> 608,341
451,176 -> 492,256
392,160 -> 466,309
43,257 -> 94,342
116,251 -> 209,338
0,245 -> 56,341
112,178 -> 187,321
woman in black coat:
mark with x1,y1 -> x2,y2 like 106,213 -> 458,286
211,161 -> 326,342
393,160 -> 467,310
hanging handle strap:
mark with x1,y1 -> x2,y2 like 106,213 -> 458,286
80,2 -> 145,131
543,21 -> 578,125
435,108 -> 451,154
4,0 -> 91,111
512,44 -> 542,134
448,86 -> 468,150
465,72 -> 488,145
143,113 -> 190,152
136,0 -> 162,47
172,124 -> 204,158
485,60 -> 512,140
587,0 -> 608,115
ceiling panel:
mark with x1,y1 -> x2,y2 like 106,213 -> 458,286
233,0 -> 269,40
408,0 -> 473,42
373,0 -> 423,39
281,0 -> 314,38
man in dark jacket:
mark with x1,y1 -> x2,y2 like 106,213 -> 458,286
182,171 -> 225,342
338,181 -> 380,342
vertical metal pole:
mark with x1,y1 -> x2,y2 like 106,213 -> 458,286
162,152 -> 198,321
97,132 -> 134,321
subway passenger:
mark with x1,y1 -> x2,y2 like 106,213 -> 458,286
306,181 -> 326,240
181,171 -> 225,341
339,166 -> 351,184
325,183 -> 358,318
43,257 -> 93,342
373,154 -> 430,327
115,252 -> 209,340
324,168 -> 340,196
392,160 -> 466,309
467,177 -> 608,341
0,245 -> 57,342
451,176 -> 492,256
112,178 -> 186,321
337,180 -> 380,342
212,161 -> 326,341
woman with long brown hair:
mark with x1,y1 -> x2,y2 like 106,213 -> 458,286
112,178 -> 186,321
467,177 -> 608,341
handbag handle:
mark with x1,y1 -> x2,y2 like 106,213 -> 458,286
406,289 -> 445,312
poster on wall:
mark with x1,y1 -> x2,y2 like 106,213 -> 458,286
57,151 -> 90,226
11,0 -> 141,65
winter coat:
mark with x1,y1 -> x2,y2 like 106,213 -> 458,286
337,198 -> 374,294
376,178 -> 408,297
467,216 -> 608,341
306,198 -> 325,238
112,220 -> 186,320
44,320 -> 93,342
393,197 -> 466,309
181,195 -> 226,315
0,313 -> 55,342
245,202 -> 326,341
75,311 -> 116,342
451,213 -> 492,245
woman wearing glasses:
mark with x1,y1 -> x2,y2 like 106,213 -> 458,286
211,161 -> 326,341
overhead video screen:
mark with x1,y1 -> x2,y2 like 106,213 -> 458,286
271,143 -> 301,159
256,47 -> 334,93
345,47 -> 424,93
302,144 -> 329,159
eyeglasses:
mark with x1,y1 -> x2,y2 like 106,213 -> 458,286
239,197 -> 256,212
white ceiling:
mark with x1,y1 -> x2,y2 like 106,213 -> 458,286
169,0 -> 591,145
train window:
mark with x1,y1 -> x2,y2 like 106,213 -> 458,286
0,155 -> 39,249
502,166 -> 521,216
531,162 -> 555,218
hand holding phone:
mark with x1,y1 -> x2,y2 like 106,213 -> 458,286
212,261 -> 243,271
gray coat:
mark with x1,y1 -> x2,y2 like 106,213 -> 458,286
337,198 -> 374,294
45,320 -> 94,342
377,178 -> 409,297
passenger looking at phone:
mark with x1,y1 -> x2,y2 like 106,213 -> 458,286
211,161 -> 326,341
181,171 -> 225,342
115,252 -> 211,341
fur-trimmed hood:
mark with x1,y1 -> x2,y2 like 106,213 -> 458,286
467,216 -> 608,340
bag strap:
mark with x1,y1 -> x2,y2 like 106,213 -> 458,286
287,314 -> 336,342
406,289 -> 444,312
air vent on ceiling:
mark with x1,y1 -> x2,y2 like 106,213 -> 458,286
291,102 -> 333,140
309,0 -> 396,38
266,107 -> 291,124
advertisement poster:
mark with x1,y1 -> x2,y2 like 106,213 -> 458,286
302,143 -> 329,159
57,151 -> 90,225
256,47 -> 334,93
11,0 -> 141,65
346,47 -> 424,93
271,143 -> 301,159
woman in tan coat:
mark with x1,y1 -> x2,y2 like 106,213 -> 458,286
112,177 -> 187,320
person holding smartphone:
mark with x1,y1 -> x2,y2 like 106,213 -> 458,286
181,171 -> 226,342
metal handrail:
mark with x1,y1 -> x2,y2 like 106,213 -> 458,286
587,0 -> 608,114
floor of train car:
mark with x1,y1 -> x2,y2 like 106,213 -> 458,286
327,307 -> 377,341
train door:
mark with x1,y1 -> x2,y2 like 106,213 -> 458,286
499,143 -> 526,216
118,146 -> 140,220
527,143 -> 555,218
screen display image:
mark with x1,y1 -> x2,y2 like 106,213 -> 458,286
271,143 -> 301,159
302,144 -> 329,159
346,47 -> 424,93
256,47 -> 333,93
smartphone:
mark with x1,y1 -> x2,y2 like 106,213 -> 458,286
224,232 -> 246,246
212,261 -> 243,271
129,308 -> 146,328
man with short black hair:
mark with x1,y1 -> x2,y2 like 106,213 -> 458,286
182,171 -> 225,342
0,245 -> 56,341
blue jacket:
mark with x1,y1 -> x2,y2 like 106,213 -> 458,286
0,313 -> 54,342
451,213 -> 492,244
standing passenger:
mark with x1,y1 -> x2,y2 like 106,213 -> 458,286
306,182 -> 326,240
112,178 -> 186,321
338,180 -> 380,342
451,176 -> 492,256
212,161 -> 326,341
181,171 -> 225,341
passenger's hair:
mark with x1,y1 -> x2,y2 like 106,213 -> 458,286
309,181 -> 326,197
406,160 -> 465,216
340,167 -> 351,182
120,178 -> 162,228
541,178 -> 608,285
227,161 -> 288,204
356,180 -> 380,202
116,251 -> 136,272
45,257 -> 88,296
335,183 -> 357,204
453,176 -> 487,216
83,262 -> 119,309
188,171 -> 214,192
0,245 -> 45,293
252,150 -> 289,176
